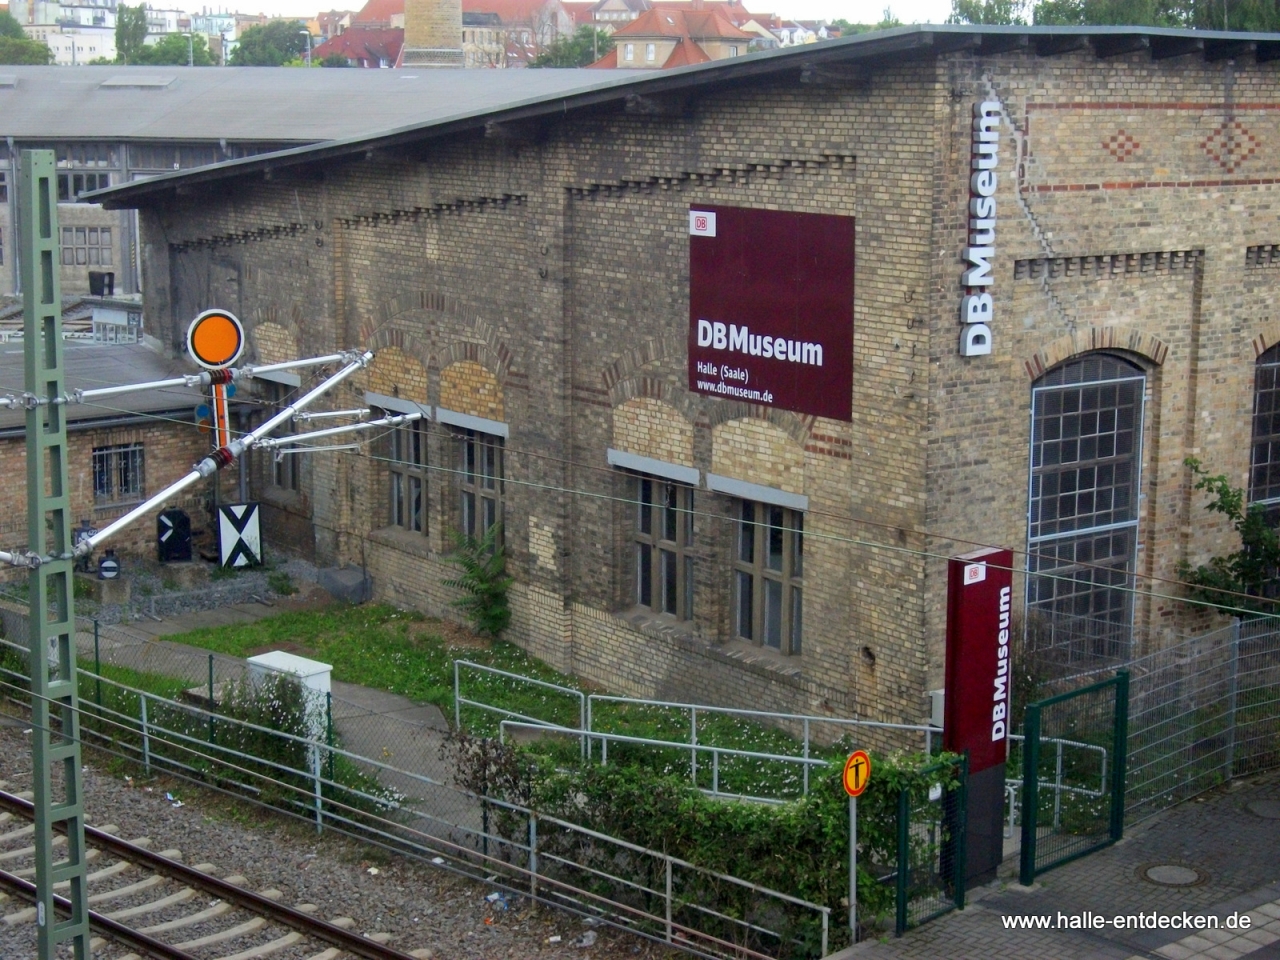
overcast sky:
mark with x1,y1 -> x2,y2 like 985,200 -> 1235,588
248,0 -> 953,29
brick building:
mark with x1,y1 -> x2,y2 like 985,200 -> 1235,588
96,25 -> 1280,732
0,338 -> 212,572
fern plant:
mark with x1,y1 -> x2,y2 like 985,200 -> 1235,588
443,523 -> 513,637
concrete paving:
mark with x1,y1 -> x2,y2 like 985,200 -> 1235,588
838,770 -> 1280,960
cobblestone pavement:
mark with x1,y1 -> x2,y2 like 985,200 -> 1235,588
845,770 -> 1280,960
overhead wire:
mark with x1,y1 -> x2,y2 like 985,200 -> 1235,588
5,357 -> 1275,621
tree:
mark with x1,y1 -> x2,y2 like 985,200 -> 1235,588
229,20 -> 308,66
320,51 -> 350,66
529,25 -> 613,67
135,32 -> 214,65
830,9 -> 904,33
0,11 -> 26,39
948,0 -> 1031,23
0,36 -> 53,64
115,3 -> 149,63
1178,458 -> 1280,615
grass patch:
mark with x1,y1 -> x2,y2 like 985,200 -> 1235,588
159,603 -> 576,716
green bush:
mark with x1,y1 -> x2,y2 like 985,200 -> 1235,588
443,524 -> 513,637
440,730 -> 961,954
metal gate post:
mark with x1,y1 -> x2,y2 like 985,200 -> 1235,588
21,148 -> 91,960
894,786 -> 909,937
1226,622 -> 1240,781
528,813 -> 538,899
1018,703 -> 1041,887
1109,671 -> 1129,843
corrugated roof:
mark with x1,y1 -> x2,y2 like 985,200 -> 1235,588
0,339 -> 204,434
91,24 -> 1280,208
0,65 -> 615,142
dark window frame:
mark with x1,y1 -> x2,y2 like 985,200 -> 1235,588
456,428 -> 503,541
632,475 -> 695,620
733,501 -> 803,655
388,416 -> 428,535
1250,343 -> 1280,505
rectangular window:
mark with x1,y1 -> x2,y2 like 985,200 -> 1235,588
457,429 -> 503,541
733,501 -> 802,653
266,383 -> 298,492
645,42 -> 655,60
92,443 -> 145,505
624,42 -> 634,60
388,417 -> 427,533
633,476 -> 694,619
61,225 -> 112,267
0,171 -> 7,203
57,172 -> 110,203
729,45 -> 739,56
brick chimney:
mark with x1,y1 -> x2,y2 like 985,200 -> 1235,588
401,0 -> 464,67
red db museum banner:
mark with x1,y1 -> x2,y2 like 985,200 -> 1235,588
687,206 -> 854,422
944,547 -> 1014,775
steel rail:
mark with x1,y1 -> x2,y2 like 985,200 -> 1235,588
0,788 -> 419,960
0,867 -> 197,960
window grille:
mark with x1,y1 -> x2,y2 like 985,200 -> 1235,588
1028,354 -> 1144,661
92,443 -> 145,505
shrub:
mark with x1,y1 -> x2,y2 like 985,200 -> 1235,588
443,524 -> 512,637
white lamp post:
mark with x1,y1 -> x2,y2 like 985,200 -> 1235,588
299,29 -> 312,65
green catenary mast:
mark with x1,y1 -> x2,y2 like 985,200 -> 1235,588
21,148 -> 92,960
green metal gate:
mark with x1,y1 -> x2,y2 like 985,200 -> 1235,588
1019,671 -> 1128,886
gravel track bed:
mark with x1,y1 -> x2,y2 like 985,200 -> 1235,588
0,722 -> 674,960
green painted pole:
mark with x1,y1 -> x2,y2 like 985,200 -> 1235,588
208,653 -> 215,745
93,619 -> 101,712
1019,704 -> 1041,887
1109,671 -> 1130,842
21,148 -> 91,960
895,786 -> 909,936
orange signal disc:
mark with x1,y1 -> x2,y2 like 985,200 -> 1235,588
187,310 -> 244,370
842,750 -> 871,798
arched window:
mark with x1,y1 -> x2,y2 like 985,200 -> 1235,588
1250,343 -> 1280,506
1027,354 -> 1145,661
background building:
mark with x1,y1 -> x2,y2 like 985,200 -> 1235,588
97,26 -> 1280,733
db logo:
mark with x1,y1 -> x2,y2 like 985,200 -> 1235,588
688,210 -> 717,237
963,562 -> 987,585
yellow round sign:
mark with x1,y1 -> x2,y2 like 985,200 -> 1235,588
842,750 -> 871,798
186,309 -> 244,370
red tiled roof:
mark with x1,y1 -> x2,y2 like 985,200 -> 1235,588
651,0 -> 761,27
612,5 -> 751,40
562,0 -> 595,25
312,25 -> 404,63
352,0 -> 402,24
586,45 -> 617,66
662,36 -> 710,65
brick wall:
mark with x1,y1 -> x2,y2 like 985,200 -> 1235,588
132,47 -> 1280,741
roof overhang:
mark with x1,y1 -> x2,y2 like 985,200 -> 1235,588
88,24 -> 1280,210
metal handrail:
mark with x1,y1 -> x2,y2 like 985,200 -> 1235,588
500,719 -> 828,803
453,660 -> 585,750
0,655 -> 831,959
1007,733 -> 1108,834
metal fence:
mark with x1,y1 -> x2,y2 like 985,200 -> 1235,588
893,755 -> 968,937
455,661 -> 938,802
1023,616 -> 1280,827
0,635 -> 833,960
1017,673 -> 1128,885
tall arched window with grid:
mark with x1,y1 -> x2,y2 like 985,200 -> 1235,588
1027,354 -> 1146,663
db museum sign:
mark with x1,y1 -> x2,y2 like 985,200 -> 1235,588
687,206 -> 854,422
943,546 -> 1013,883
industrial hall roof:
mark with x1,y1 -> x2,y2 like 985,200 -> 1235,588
0,338 -> 204,436
0,65 -> 625,143
91,23 -> 1280,210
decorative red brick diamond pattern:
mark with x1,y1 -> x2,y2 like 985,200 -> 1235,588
1200,120 -> 1260,173
1103,129 -> 1140,162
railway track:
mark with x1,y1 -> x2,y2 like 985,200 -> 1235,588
0,787 -> 433,960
